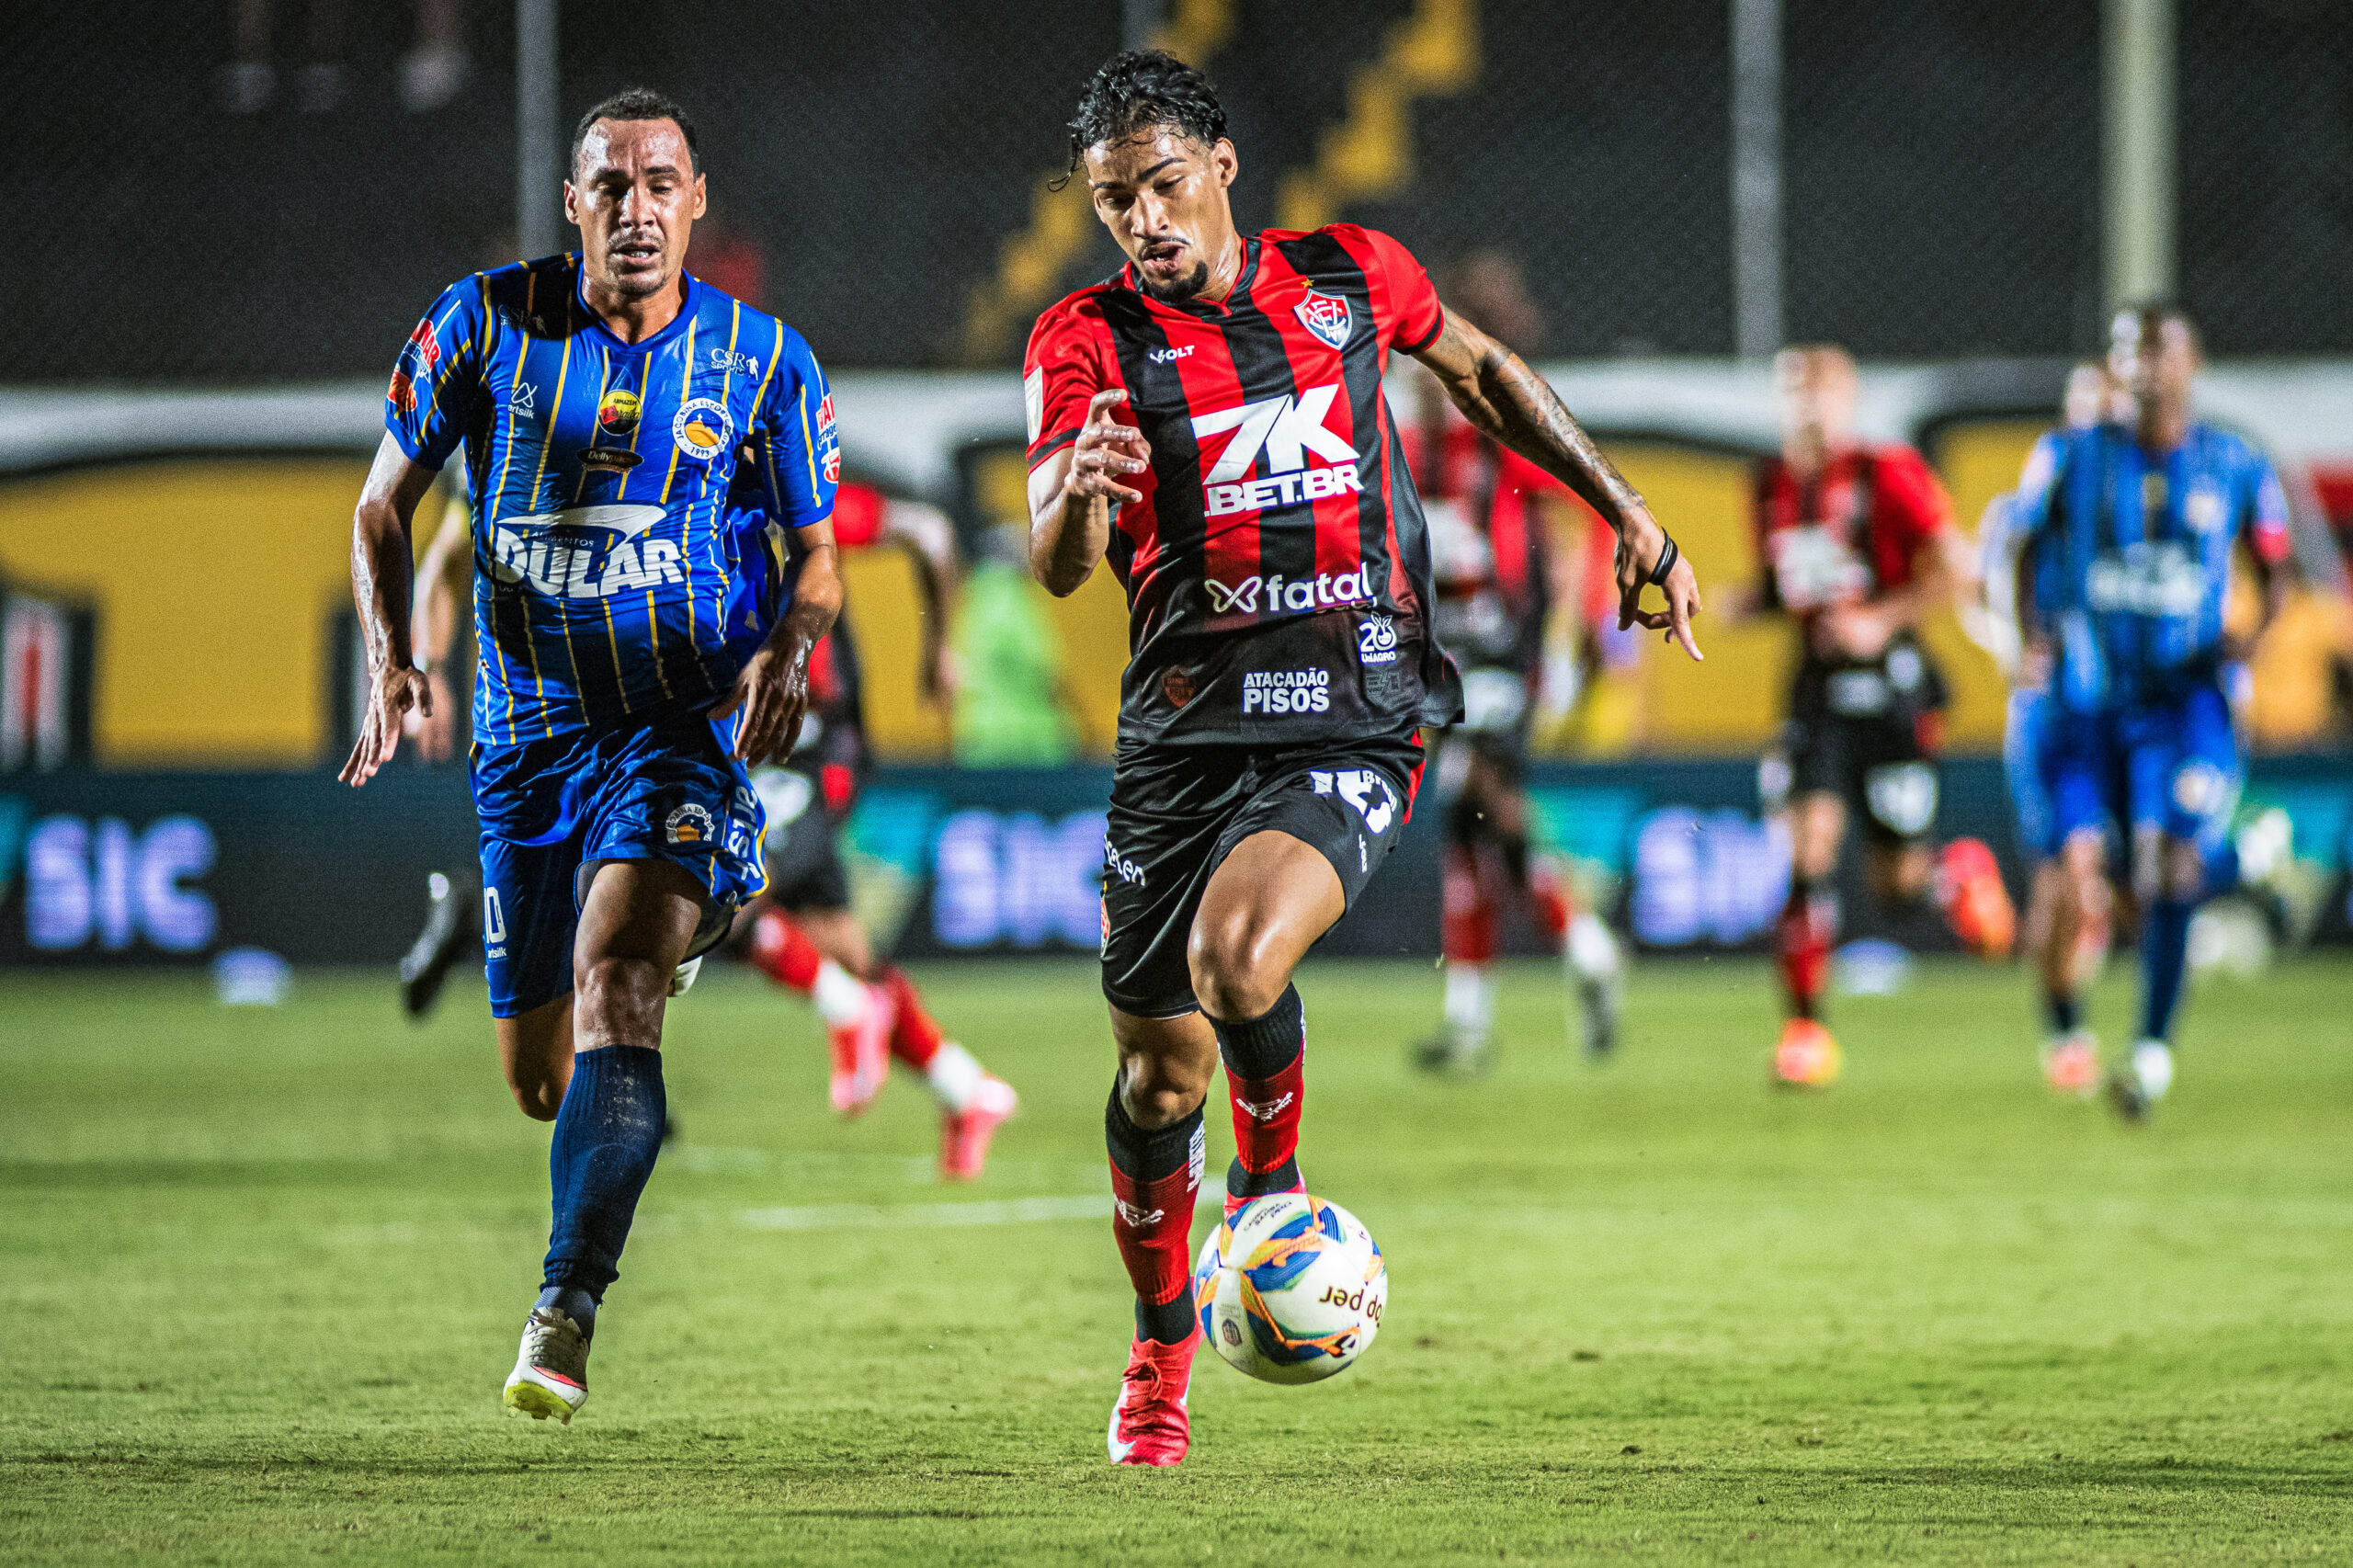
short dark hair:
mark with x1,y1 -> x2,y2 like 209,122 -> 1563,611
2115,300 -> 2201,353
571,87 -> 700,177
1065,50 -> 1227,176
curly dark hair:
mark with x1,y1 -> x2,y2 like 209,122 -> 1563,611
572,87 -> 700,177
1064,50 -> 1228,176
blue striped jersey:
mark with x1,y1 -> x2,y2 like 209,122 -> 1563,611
2012,421 -> 2287,710
385,254 -> 838,744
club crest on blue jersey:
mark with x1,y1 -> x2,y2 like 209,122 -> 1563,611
665,802 -> 715,846
672,398 -> 734,463
1294,290 -> 1352,350
581,388 -> 645,472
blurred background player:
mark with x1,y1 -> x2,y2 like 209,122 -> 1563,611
727,479 -> 1018,1179
1979,361 -> 2132,1096
1402,251 -> 1622,1071
2012,304 -> 2290,1120
394,468 -> 483,1017
1743,346 -> 1999,1088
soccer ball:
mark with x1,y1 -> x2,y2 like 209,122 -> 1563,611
1191,1193 -> 1385,1384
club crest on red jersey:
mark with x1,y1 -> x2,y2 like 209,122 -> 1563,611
1294,290 -> 1352,351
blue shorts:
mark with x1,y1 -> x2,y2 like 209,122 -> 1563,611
2005,688 -> 2118,860
2110,681 -> 2241,853
473,707 -> 767,1017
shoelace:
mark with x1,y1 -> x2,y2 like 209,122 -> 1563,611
1119,1358 -> 1185,1440
523,1312 -> 585,1372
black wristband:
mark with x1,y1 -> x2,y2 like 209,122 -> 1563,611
1645,532 -> 1680,588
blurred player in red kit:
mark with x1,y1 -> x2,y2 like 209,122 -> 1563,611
1401,252 -> 1623,1070
1024,52 -> 1700,1465
728,480 -> 1018,1179
1745,347 -> 2002,1088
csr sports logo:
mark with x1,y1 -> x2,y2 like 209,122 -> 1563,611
1189,383 -> 1363,518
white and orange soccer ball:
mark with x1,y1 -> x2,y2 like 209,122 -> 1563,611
1192,1193 -> 1386,1384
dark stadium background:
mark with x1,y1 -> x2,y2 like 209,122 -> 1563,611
5,0 -> 2350,971
24,0 -> 2353,380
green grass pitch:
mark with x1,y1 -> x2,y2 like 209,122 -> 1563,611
4,956 -> 2350,1565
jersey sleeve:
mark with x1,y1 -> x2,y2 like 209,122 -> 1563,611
2007,429 -> 2077,551
1022,301 -> 1113,470
742,323 -> 839,531
2243,448 -> 2292,565
384,276 -> 490,470
1872,444 -> 1957,555
1347,226 -> 1445,356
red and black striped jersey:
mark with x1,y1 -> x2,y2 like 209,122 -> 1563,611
1023,223 -> 1463,746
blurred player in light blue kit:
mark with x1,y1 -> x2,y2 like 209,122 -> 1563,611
342,88 -> 844,1417
1980,359 -> 2131,1096
2010,304 -> 2290,1119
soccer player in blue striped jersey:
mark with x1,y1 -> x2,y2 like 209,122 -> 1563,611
1982,361 -> 2129,1098
2012,304 -> 2290,1120
341,87 -> 844,1421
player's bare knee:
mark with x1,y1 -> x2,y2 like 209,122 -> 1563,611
1118,1054 -> 1211,1128
574,954 -> 670,1044
1186,924 -> 1285,1021
2160,838 -> 2205,903
1112,1038 -> 1212,1128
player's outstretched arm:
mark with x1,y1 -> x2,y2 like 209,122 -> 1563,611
1413,312 -> 1702,661
1028,388 -> 1151,597
711,519 -> 844,765
341,433 -> 442,788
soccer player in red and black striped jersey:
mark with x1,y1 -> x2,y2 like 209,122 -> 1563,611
1024,51 -> 1702,1467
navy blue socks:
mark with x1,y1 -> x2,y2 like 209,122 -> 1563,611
541,1044 -> 666,1318
2140,897 -> 2195,1042
2044,988 -> 2081,1036
535,1284 -> 599,1336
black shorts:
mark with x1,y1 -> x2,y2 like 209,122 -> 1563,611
1768,709 -> 1941,847
1101,733 -> 1425,1018
751,765 -> 853,913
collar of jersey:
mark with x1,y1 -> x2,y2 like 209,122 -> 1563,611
1120,234 -> 1260,317
2099,420 -> 2208,462
571,261 -> 700,356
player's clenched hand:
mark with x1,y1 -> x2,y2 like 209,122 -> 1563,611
710,641 -> 810,765
1063,388 -> 1152,507
1615,512 -> 1704,662
340,663 -> 431,787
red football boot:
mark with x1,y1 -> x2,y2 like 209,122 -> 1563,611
938,1074 -> 1017,1181
1938,837 -> 2018,960
1108,1329 -> 1199,1467
827,983 -> 893,1117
